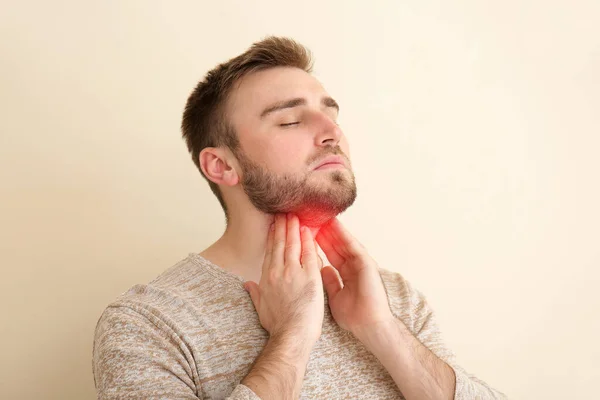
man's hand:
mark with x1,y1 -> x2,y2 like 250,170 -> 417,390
244,213 -> 325,343
315,217 -> 394,334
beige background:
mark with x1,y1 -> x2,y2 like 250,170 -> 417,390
1,1 -> 598,399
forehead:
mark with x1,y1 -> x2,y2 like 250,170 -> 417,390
226,67 -> 328,123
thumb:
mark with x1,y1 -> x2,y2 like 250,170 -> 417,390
321,266 -> 343,299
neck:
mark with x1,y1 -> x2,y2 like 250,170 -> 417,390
199,207 -> 323,284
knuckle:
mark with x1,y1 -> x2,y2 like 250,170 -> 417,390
301,253 -> 314,266
282,268 -> 294,282
284,242 -> 296,252
267,270 -> 279,283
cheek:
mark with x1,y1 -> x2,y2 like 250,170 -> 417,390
243,141 -> 303,174
268,139 -> 309,171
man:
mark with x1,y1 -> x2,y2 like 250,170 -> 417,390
93,36 -> 507,399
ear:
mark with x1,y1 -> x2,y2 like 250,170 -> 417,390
200,147 -> 239,186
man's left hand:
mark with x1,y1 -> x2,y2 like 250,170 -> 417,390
315,217 -> 394,334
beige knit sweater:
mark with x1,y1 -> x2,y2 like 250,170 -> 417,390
92,253 -> 507,399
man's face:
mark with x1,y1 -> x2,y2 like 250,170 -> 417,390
226,66 -> 357,227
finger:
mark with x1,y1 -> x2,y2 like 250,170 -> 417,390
325,225 -> 355,261
315,227 -> 344,269
321,217 -> 364,258
271,214 -> 286,273
284,213 -> 301,267
318,227 -> 358,280
300,226 -> 319,275
262,220 -> 276,278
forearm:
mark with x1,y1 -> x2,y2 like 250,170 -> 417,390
354,319 -> 456,400
241,333 -> 313,400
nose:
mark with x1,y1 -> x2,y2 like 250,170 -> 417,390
312,111 -> 343,146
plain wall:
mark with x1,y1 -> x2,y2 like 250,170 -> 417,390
1,1 -> 598,399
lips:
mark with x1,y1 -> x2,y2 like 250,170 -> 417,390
314,155 -> 346,170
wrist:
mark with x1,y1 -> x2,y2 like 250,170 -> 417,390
270,330 -> 315,358
352,317 -> 399,348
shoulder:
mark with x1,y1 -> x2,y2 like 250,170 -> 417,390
378,267 -> 431,333
93,283 -> 184,347
93,254 -> 204,339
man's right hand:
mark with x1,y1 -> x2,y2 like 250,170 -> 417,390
244,212 -> 325,345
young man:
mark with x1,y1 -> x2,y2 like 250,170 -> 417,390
93,36 -> 507,399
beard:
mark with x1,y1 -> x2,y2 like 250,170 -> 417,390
234,147 -> 357,228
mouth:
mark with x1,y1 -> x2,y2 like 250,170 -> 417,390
314,162 -> 346,170
313,155 -> 347,170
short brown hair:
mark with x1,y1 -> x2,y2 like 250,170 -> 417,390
181,36 -> 314,224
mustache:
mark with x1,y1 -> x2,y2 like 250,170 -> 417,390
310,147 -> 347,165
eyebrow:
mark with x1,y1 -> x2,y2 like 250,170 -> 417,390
259,96 -> 340,119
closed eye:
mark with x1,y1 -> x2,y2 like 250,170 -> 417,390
280,122 -> 300,127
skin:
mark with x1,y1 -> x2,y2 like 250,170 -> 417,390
199,66 -> 357,284
199,66 -> 457,398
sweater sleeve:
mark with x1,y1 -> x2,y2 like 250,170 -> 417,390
404,279 -> 509,400
92,305 -> 261,400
